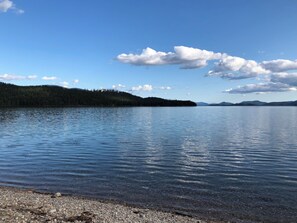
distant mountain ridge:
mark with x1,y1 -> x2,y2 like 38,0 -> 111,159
0,82 -> 196,107
196,102 -> 209,106
208,100 -> 297,106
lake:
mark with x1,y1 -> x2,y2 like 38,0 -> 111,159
0,107 -> 296,222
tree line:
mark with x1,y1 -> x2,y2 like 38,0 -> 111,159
0,82 -> 196,107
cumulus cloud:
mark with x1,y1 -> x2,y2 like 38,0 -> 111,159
117,46 -> 270,76
175,46 -> 222,61
0,0 -> 12,12
118,46 -> 297,79
112,84 -> 125,90
225,83 -> 296,94
206,54 -> 297,80
118,46 -> 297,94
42,76 -> 57,81
117,46 -> 222,69
117,48 -> 170,66
270,73 -> 297,86
0,0 -> 23,13
131,84 -> 153,91
207,55 -> 269,80
0,74 -> 37,81
73,79 -> 79,84
208,57 -> 297,80
261,59 -> 297,73
225,73 -> 297,94
223,70 -> 297,94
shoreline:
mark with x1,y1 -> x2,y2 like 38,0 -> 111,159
0,186 -> 217,223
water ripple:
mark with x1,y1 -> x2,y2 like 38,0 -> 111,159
0,107 -> 297,222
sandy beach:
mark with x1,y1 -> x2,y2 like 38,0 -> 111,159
0,187 -> 216,223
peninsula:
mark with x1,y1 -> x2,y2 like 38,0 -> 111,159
0,82 -> 196,107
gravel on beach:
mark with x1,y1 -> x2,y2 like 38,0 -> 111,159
0,187 -> 214,223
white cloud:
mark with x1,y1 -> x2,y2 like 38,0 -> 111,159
118,46 -> 297,80
261,59 -> 297,72
28,75 -> 38,80
180,60 -> 208,69
160,86 -> 171,90
131,84 -> 153,91
270,72 -> 297,86
117,47 -> 169,66
225,72 -> 297,94
0,0 -> 12,12
112,84 -> 125,90
0,74 -> 37,81
42,76 -> 57,81
173,46 -> 222,68
174,46 -> 222,61
207,55 -> 269,80
118,46 -> 297,94
0,0 -> 23,13
208,57 -> 297,80
117,46 -> 222,69
73,79 -> 79,84
225,82 -> 295,94
59,81 -> 69,88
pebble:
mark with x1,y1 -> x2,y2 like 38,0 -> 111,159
51,192 -> 62,198
0,187 -> 208,223
49,209 -> 57,214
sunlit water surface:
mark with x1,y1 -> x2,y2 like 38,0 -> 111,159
0,107 -> 297,222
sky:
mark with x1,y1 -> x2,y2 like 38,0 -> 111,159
1,0 -> 297,103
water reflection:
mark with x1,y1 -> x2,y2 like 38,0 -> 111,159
0,107 -> 297,222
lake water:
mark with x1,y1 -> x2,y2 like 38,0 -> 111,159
0,107 -> 297,222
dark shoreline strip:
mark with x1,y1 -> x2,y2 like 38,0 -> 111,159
0,186 -> 214,223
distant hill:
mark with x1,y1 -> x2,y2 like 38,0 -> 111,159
196,102 -> 209,106
237,100 -> 267,106
210,100 -> 297,106
0,82 -> 196,107
211,102 -> 233,106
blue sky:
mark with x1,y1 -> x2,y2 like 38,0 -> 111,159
1,0 -> 297,103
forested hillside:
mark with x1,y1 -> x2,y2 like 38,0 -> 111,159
0,82 -> 196,107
